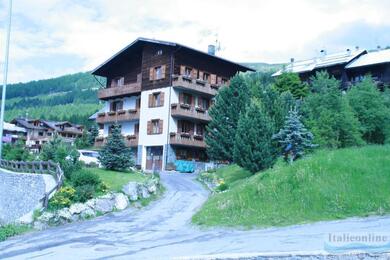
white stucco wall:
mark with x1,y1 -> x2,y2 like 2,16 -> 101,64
103,121 -> 138,137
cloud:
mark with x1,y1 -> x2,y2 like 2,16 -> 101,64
0,0 -> 389,83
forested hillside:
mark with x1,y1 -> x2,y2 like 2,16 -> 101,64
5,72 -> 104,126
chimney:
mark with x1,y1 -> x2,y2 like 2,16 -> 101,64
355,46 -> 359,51
290,58 -> 295,63
320,49 -> 327,57
208,44 -> 216,56
346,48 -> 351,55
377,45 -> 381,51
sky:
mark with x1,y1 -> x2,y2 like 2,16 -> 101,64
0,0 -> 390,83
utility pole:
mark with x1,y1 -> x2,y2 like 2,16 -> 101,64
0,0 -> 13,158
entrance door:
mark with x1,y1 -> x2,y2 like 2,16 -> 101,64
146,146 -> 163,171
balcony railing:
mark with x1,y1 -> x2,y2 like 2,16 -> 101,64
98,82 -> 141,100
171,103 -> 211,122
94,135 -> 139,148
96,109 -> 139,124
172,75 -> 220,96
169,132 -> 206,148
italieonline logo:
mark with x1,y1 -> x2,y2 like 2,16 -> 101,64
324,232 -> 390,253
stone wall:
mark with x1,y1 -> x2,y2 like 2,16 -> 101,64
0,169 -> 56,225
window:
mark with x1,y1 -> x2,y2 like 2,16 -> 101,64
199,97 -> 209,110
179,120 -> 193,134
156,49 -> 163,55
149,92 -> 164,107
47,132 -> 52,136
38,132 -> 44,136
149,65 -> 166,81
203,73 -> 210,82
155,66 -> 162,80
152,120 -> 160,134
112,77 -> 124,87
196,124 -> 204,135
147,119 -> 163,135
110,100 -> 123,111
221,78 -> 228,85
183,93 -> 192,105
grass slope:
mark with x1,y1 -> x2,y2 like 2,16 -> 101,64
193,145 -> 390,228
85,168 -> 146,192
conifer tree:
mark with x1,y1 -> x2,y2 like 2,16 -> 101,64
273,108 -> 316,163
88,124 -> 99,146
98,124 -> 133,171
206,75 -> 250,162
274,72 -> 309,99
233,100 -> 277,173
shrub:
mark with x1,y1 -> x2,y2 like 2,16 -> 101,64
0,224 -> 30,242
71,169 -> 101,188
48,186 -> 76,210
2,141 -> 33,161
216,182 -> 229,192
274,72 -> 309,98
74,184 -> 96,203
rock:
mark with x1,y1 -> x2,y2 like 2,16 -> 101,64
69,203 -> 88,215
37,212 -> 55,222
122,182 -> 139,201
98,192 -> 115,200
146,181 -> 157,194
138,185 -> 150,199
80,208 -> 95,219
94,199 -> 114,213
57,208 -> 72,222
18,211 -> 35,225
114,193 -> 129,210
85,199 -> 96,209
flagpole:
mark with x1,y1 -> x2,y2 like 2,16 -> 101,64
0,0 -> 13,158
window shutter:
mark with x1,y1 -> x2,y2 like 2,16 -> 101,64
198,71 -> 204,80
191,69 -> 198,79
177,120 -> 182,133
190,122 -> 194,135
180,65 -> 186,75
136,98 -> 140,109
147,121 -> 151,135
179,92 -> 184,103
160,92 -> 165,106
159,120 -> 163,134
161,65 -> 166,79
110,102 -> 114,111
211,74 -> 217,84
148,94 -> 153,107
190,95 -> 194,106
149,68 -> 154,81
135,123 -> 139,134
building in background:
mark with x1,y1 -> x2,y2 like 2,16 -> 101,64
11,118 -> 83,152
92,37 -> 253,172
2,122 -> 27,144
273,47 -> 390,89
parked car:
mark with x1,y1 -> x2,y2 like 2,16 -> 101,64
78,150 -> 101,167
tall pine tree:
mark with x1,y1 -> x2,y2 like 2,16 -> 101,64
206,74 -> 250,162
98,124 -> 134,171
233,100 -> 277,173
273,108 -> 315,163
88,124 -> 99,146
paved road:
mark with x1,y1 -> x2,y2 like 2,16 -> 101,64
1,173 -> 390,259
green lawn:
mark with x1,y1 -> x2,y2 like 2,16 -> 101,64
193,145 -> 390,228
0,224 -> 32,242
84,168 -> 147,192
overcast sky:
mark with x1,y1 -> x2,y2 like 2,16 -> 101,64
0,0 -> 390,83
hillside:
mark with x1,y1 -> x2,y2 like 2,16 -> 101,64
5,72 -> 104,126
242,62 -> 283,72
193,145 -> 390,227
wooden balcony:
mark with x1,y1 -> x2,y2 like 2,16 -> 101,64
171,103 -> 211,122
98,82 -> 141,100
94,135 -> 139,148
171,75 -> 219,96
96,109 -> 139,124
169,132 -> 206,148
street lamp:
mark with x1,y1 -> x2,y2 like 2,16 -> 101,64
0,0 -> 13,158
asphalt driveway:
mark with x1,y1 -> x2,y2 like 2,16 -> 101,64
1,172 -> 390,259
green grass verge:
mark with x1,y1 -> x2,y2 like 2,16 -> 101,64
84,168 -> 147,192
0,224 -> 32,242
193,145 -> 390,228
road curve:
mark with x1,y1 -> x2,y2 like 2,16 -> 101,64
1,172 -> 390,259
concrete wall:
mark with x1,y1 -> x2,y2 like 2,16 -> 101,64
0,169 -> 56,225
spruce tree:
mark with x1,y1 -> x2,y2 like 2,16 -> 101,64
273,108 -> 315,163
233,100 -> 277,173
274,72 -> 309,99
206,74 -> 250,162
88,124 -> 99,146
98,124 -> 134,171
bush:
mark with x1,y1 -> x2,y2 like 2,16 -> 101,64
48,186 -> 76,210
2,141 -> 33,161
74,184 -> 96,202
216,182 -> 229,192
0,224 -> 30,242
71,169 -> 101,188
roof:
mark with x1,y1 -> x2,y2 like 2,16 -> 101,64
92,37 -> 254,76
3,122 -> 26,133
346,48 -> 390,69
10,118 -> 82,134
88,107 -> 104,121
272,49 -> 367,76
11,118 -> 46,130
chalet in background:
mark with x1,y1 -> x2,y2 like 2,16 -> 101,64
92,37 -> 254,171
11,118 -> 83,152
273,47 -> 390,89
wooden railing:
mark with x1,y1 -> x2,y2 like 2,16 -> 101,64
172,75 -> 219,96
98,82 -> 141,100
95,135 -> 139,147
169,132 -> 207,148
171,103 -> 211,122
96,109 -> 140,123
0,159 -> 64,209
